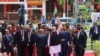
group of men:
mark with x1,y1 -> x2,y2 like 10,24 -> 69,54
0,21 -> 100,56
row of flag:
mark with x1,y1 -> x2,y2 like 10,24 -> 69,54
53,0 -> 89,16
53,0 -> 64,15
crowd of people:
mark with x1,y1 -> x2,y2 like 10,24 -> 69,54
0,20 -> 100,56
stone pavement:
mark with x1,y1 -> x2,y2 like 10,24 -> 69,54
71,51 -> 95,56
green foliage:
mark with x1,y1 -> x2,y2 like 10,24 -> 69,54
86,38 -> 91,50
69,0 -> 74,5
93,41 -> 100,54
57,0 -> 74,7
58,0 -> 63,6
97,20 -> 100,25
81,12 -> 90,20
95,0 -> 100,4
82,24 -> 90,31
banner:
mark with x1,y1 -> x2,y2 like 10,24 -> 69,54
91,12 -> 100,22
28,0 -> 42,5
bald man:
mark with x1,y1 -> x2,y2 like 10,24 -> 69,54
49,26 -> 62,56
16,25 -> 26,56
36,29 -> 47,56
3,29 -> 14,56
25,27 -> 36,56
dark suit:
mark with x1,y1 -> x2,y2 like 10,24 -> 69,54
25,31 -> 36,56
11,32 -> 17,46
16,30 -> 26,56
73,30 -> 87,56
89,26 -> 100,49
60,31 -> 70,56
3,34 -> 14,56
89,26 -> 100,40
36,34 -> 47,56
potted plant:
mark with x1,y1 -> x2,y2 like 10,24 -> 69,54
93,40 -> 100,56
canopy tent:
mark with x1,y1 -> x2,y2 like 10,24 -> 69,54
79,5 -> 89,12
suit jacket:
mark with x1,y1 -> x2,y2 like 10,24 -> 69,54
36,33 -> 47,47
50,32 -> 61,46
50,18 -> 56,24
61,31 -> 70,45
25,31 -> 36,45
73,30 -> 87,48
11,32 -> 17,45
16,30 -> 26,45
3,34 -> 14,48
89,26 -> 100,38
41,18 -> 47,24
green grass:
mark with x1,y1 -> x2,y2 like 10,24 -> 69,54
86,37 -> 92,50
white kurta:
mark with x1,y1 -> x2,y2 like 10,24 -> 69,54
48,32 -> 61,54
49,44 -> 61,54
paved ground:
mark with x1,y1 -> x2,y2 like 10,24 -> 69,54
71,51 -> 95,56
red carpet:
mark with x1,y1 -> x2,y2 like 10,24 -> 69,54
71,52 -> 95,56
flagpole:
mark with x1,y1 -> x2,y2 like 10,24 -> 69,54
42,0 -> 46,17
67,0 -> 69,18
74,0 -> 79,17
63,0 -> 66,18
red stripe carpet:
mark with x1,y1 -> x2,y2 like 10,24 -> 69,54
71,52 -> 95,56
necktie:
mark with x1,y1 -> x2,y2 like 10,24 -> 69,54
28,32 -> 31,42
95,27 -> 98,34
6,35 -> 9,40
41,34 -> 43,38
77,32 -> 79,39
22,31 -> 24,41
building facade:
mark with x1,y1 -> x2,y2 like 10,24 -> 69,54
0,0 -> 74,23
0,0 -> 46,23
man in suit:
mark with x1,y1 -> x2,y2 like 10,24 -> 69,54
89,22 -> 100,40
49,26 -> 62,56
16,25 -> 26,56
73,26 -> 87,56
11,27 -> 18,56
50,16 -> 56,25
11,28 -> 17,46
29,23 -> 34,32
41,16 -> 47,24
89,22 -> 100,49
25,27 -> 36,56
17,5 -> 27,26
3,29 -> 14,56
60,25 -> 70,56
36,29 -> 47,56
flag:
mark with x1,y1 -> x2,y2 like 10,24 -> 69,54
58,0 -> 63,6
53,3 -> 58,16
